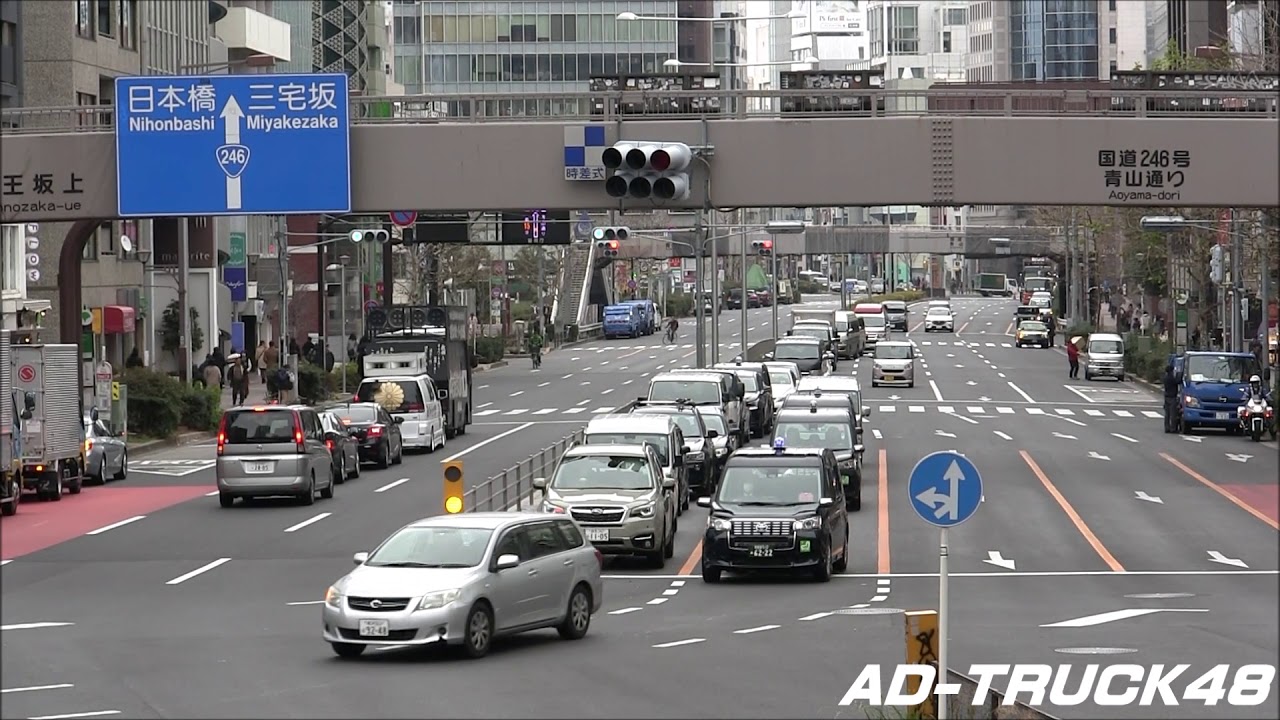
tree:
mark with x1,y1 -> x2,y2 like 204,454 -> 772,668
160,300 -> 204,362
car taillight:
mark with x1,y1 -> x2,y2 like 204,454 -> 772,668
216,414 -> 228,455
293,412 -> 305,452
368,425 -> 383,437
1267,408 -> 1274,418
85,439 -> 93,454
594,548 -> 604,568
325,439 -> 334,450
352,395 -> 360,402
404,402 -> 425,413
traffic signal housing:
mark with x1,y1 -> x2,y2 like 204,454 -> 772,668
349,228 -> 390,244
752,239 -> 774,256
593,227 -> 628,259
1209,245 -> 1224,284
442,460 -> 464,514
602,142 -> 692,201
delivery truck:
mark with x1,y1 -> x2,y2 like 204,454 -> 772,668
977,273 -> 1010,298
12,344 -> 86,501
1,331 -> 17,515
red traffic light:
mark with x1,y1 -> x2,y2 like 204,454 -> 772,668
761,240 -> 773,250
606,240 -> 619,250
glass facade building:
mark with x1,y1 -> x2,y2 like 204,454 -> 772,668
1009,0 -> 1099,81
391,0 -> 686,115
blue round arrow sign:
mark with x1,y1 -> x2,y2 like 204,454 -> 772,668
389,210 -> 418,228
907,450 -> 982,528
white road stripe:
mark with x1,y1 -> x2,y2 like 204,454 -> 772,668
592,407 -> 615,413
967,406 -> 986,414
1056,408 -> 1075,415
908,406 -> 925,413
870,595 -> 887,602
646,597 -> 668,605
1007,382 -> 1036,403
29,712 -> 122,720
879,406 -> 896,413
284,513 -> 331,533
1,684 -> 74,694
1113,410 -> 1134,417
1025,407 -> 1045,415
443,423 -> 534,462
734,625 -> 781,634
1141,410 -> 1162,418
871,429 -> 883,440
662,588 -> 679,596
533,408 -> 556,415
994,431 -> 1012,440
473,409 -> 500,416
0,622 -> 74,631
504,409 -> 529,415
798,612 -> 832,621
653,638 -> 704,648
563,407 -> 587,414
286,600 -> 326,606
1111,433 -> 1138,443
0,559 -> 11,566
608,607 -> 642,615
85,516 -> 146,535
165,558 -> 231,586
996,406 -> 1015,414
1083,409 -> 1104,416
375,477 -> 410,493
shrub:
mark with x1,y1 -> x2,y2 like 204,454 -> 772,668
179,385 -> 221,431
665,293 -> 694,318
296,362 -> 328,404
326,362 -> 361,396
474,336 -> 505,364
797,279 -> 826,294
118,368 -> 185,438
511,301 -> 535,322
1123,333 -> 1173,383
869,290 -> 926,305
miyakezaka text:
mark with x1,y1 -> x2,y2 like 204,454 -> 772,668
839,664 -> 1276,707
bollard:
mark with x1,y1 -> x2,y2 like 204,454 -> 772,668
905,610 -> 939,719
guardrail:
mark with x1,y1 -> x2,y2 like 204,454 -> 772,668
464,400 -> 638,512
3,88 -> 1275,132
935,666 -> 1061,720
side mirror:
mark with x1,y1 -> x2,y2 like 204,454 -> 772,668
681,445 -> 692,454
23,391 -> 36,414
696,496 -> 712,508
661,477 -> 677,490
862,407 -> 871,417
393,416 -> 405,424
763,352 -> 774,360
353,552 -> 369,565
494,554 -> 521,571
818,497 -> 835,507
705,429 -> 719,439
532,477 -> 547,490
90,407 -> 100,422
437,388 -> 448,400
854,444 -> 865,454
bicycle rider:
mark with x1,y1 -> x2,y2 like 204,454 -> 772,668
664,316 -> 679,343
527,325 -> 544,369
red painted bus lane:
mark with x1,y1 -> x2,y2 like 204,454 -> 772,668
1220,483 -> 1280,527
0,486 -> 211,560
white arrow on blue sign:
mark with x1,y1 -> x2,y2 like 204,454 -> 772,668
907,450 -> 982,528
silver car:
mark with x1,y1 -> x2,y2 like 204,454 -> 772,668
323,512 -> 603,659
872,341 -> 916,388
215,405 -> 336,507
83,414 -> 128,485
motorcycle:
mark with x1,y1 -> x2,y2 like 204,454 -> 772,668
1237,397 -> 1276,442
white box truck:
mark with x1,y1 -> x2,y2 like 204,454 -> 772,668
1,331 -> 17,515
12,344 -> 86,501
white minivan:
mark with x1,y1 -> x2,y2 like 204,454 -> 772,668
355,353 -> 446,452
1085,333 -> 1126,382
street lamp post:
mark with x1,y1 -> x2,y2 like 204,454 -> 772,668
771,234 -> 780,339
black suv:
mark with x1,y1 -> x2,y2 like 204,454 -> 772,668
771,404 -> 864,510
882,300 -> 909,331
697,446 -> 850,583
713,361 -> 775,438
630,400 -> 719,495
778,392 -> 865,501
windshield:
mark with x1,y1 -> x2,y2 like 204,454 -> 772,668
366,526 -> 494,568
769,371 -> 794,388
551,455 -> 655,491
1088,339 -> 1123,354
700,413 -> 728,435
738,374 -> 759,392
1030,297 -> 1050,307
1184,354 -> 1261,384
863,316 -> 885,328
637,411 -> 701,438
875,345 -> 913,360
221,410 -> 296,444
335,405 -> 378,424
649,379 -> 721,404
585,432 -> 669,464
718,465 -> 823,505
1025,278 -> 1052,292
356,380 -> 424,414
1020,322 -> 1047,332
926,309 -> 951,318
884,303 -> 906,313
604,309 -> 632,317
774,421 -> 852,450
774,343 -> 819,361
791,327 -> 827,342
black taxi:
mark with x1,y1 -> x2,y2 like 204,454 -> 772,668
771,400 -> 864,510
697,440 -> 849,583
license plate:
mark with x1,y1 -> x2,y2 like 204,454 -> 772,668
583,527 -> 609,542
358,619 -> 390,637
244,461 -> 272,474
750,545 -> 773,558
1215,412 -> 1231,420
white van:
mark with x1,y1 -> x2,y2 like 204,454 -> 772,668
1085,333 -> 1125,382
355,352 -> 446,452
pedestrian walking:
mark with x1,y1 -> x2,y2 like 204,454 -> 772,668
228,358 -> 248,405
255,341 -> 268,383
1066,338 -> 1080,379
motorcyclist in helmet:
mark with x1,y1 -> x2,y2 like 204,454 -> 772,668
1246,374 -> 1269,402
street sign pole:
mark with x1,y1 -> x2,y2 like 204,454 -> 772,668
908,450 -> 982,720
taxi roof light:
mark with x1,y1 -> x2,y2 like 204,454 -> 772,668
772,437 -> 786,455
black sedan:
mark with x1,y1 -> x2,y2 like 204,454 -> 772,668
319,411 -> 360,484
325,402 -> 404,469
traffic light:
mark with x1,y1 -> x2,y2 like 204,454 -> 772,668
752,239 -> 774,256
442,460 -> 464,514
602,142 -> 692,201
593,227 -> 628,259
349,228 -> 390,243
1210,245 -> 1224,284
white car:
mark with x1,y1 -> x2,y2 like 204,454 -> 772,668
923,307 -> 954,332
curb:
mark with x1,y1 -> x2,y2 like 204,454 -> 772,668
474,360 -> 508,373
127,430 -> 215,457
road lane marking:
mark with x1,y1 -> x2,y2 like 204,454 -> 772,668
375,477 -> 410,493
0,622 -> 75,631
608,607 -> 642,615
442,422 -> 534,463
284,513 -> 331,533
600,569 -> 1280,580
1007,382 -> 1036,403
678,537 -> 703,577
538,382 -> 550,387
0,559 -> 11,566
662,588 -> 679,596
1041,608 -> 1208,628
1111,433 -> 1138,443
653,638 -> 704,648
878,448 -> 890,574
646,598 -> 668,605
286,600 -> 325,606
85,516 -> 146,535
30,707 -> 121,712
1161,453 -> 1279,531
533,408 -> 556,415
994,431 -> 1012,440
871,429 -> 883,439
734,625 -> 781,634
1019,451 -> 1124,572
476,402 -> 492,409
928,380 -> 944,402
562,374 -> 573,379
204,490 -> 219,496
510,390 -> 524,397
799,612 -> 833,621
1,684 -> 74,694
870,595 -> 887,602
165,558 -> 232,586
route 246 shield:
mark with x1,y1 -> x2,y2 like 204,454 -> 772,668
216,144 -> 251,178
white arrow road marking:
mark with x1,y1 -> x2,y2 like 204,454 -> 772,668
1226,453 -> 1252,463
984,551 -> 1016,570
1207,551 -> 1248,568
1111,433 -> 1138,443
978,396 -> 992,402
1183,436 -> 1203,443
935,430 -> 956,438
0,621 -> 75,631
966,380 -> 977,386
887,394 -> 901,400
993,431 -> 1012,440
220,96 -> 244,210
1088,451 -> 1110,461
1040,608 -> 1208,628
1052,432 -> 1077,440
1134,491 -> 1163,504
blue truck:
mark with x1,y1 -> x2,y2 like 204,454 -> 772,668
603,304 -> 642,339
1174,350 -> 1263,434
621,299 -> 657,335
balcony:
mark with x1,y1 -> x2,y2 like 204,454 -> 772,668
215,7 -> 291,62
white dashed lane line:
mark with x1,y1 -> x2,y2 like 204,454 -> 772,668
609,580 -> 685,615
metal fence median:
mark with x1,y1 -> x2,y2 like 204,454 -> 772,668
463,401 -> 638,513
937,666 -> 1061,720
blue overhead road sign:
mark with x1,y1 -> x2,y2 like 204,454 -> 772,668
115,73 -> 351,217
907,451 -> 982,528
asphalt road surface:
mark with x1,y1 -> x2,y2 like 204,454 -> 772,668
1,296 -> 1275,720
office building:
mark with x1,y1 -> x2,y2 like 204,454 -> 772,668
790,0 -> 870,68
1115,0 -> 1229,72
864,1 -> 968,80
1,0 -> 20,117
1228,0 -> 1280,68
966,0 -> 1108,82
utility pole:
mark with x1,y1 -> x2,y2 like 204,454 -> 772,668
1230,208 -> 1245,352
178,219 -> 191,383
694,210 -> 706,368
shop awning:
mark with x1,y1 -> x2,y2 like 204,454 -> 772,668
102,305 -> 136,334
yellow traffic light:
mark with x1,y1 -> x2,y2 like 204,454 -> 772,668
443,460 -> 464,514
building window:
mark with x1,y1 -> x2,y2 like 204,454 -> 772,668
944,7 -> 966,26
1109,0 -> 1116,10
942,30 -> 952,53
97,0 -> 114,38
76,0 -> 93,38
889,5 -> 920,54
76,92 -> 98,127
120,0 -> 136,49
393,15 -> 421,45
98,221 -> 116,255
82,224 -> 100,262
1,224 -> 22,294
1109,27 -> 1116,44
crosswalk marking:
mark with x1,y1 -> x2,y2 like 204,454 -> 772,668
1083,409 -> 1104,416
473,409 -> 500,417
909,406 -> 926,413
1026,408 -> 1046,414
967,406 -> 986,414
1056,409 -> 1075,416
879,406 -> 896,412
471,404 -> 1167,421
592,407 -> 615,413
938,405 -> 955,413
504,408 -> 528,415
1140,410 -> 1162,418
997,406 -> 1015,414
563,407 -> 587,414
533,408 -> 557,415
1113,410 -> 1134,417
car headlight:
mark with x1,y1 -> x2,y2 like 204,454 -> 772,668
794,516 -> 822,530
716,447 -> 728,457
686,452 -> 705,463
1183,395 -> 1200,408
417,589 -> 460,611
325,585 -> 343,608
541,501 -> 566,514
631,502 -> 656,519
709,517 -> 731,531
